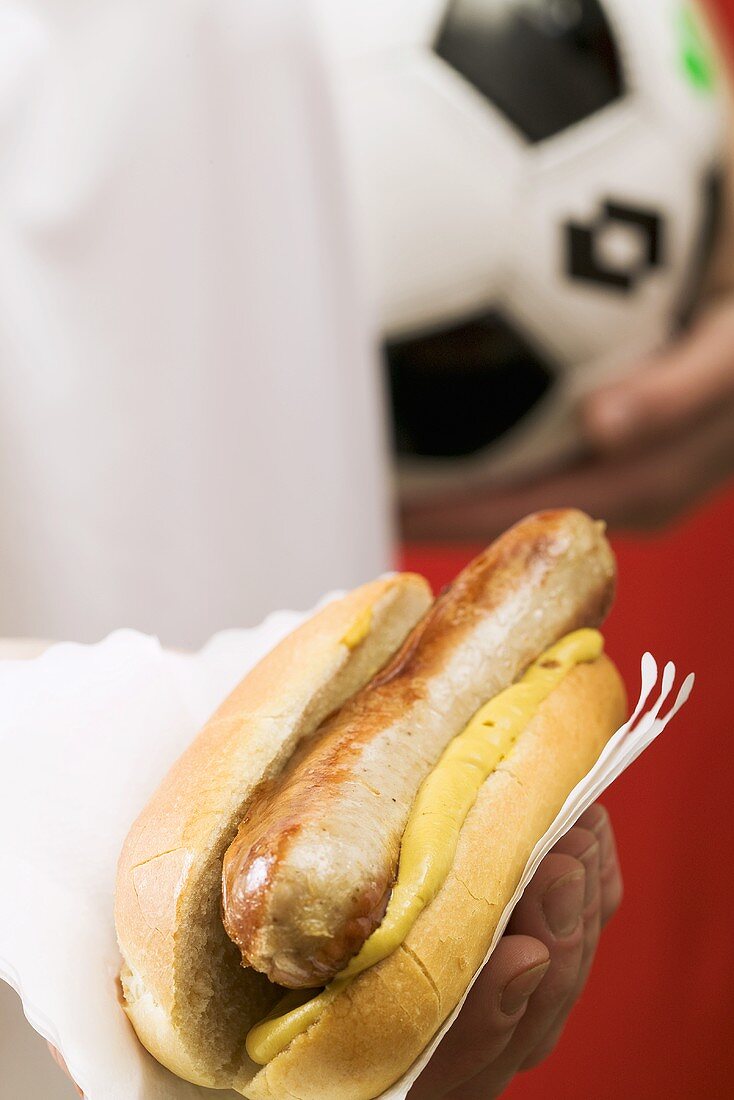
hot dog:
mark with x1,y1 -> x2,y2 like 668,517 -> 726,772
115,510 -> 626,1100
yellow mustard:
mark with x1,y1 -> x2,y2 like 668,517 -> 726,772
246,628 -> 603,1065
340,606 -> 373,650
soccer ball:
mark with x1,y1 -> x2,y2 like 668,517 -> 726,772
317,0 -> 728,493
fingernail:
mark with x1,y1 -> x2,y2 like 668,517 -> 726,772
590,810 -> 613,869
579,840 -> 600,908
500,961 -> 550,1016
542,870 -> 585,938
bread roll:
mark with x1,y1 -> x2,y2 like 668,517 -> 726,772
115,574 -> 432,1087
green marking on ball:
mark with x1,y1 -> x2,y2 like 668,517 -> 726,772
679,6 -> 716,92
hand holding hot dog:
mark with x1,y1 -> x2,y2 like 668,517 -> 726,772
114,510 -> 626,1099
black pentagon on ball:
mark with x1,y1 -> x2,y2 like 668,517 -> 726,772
385,311 -> 557,458
435,0 -> 624,144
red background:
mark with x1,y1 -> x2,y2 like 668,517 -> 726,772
401,5 -> 734,1095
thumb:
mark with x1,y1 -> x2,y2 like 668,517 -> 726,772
583,299 -> 734,451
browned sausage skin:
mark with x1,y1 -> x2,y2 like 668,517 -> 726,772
222,510 -> 616,989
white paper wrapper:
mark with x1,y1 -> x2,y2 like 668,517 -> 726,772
0,603 -> 693,1100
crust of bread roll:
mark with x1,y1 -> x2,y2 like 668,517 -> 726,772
114,574 -> 433,1087
238,654 -> 626,1100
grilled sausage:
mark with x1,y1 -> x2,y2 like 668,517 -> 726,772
222,510 -> 616,988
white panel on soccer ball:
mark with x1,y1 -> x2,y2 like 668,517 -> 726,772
608,0 -> 727,164
346,50 -> 524,335
312,0 -> 445,60
505,115 -> 705,375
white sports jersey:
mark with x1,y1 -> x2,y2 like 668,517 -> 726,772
0,0 -> 391,647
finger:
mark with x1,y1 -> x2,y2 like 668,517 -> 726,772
522,808 -> 623,1070
584,299 -> 734,451
47,1044 -> 84,1098
400,469 -> 604,543
400,457 -> 623,543
400,451 -> 644,542
544,826 -> 601,994
520,830 -> 603,1070
550,826 -> 600,915
583,803 -> 623,926
467,853 -> 585,1092
578,396 -> 734,529
401,392 -> 734,542
409,935 -> 549,1099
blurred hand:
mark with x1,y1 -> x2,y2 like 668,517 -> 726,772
49,805 -> 621,1100
410,803 -> 622,1100
401,294 -> 734,542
